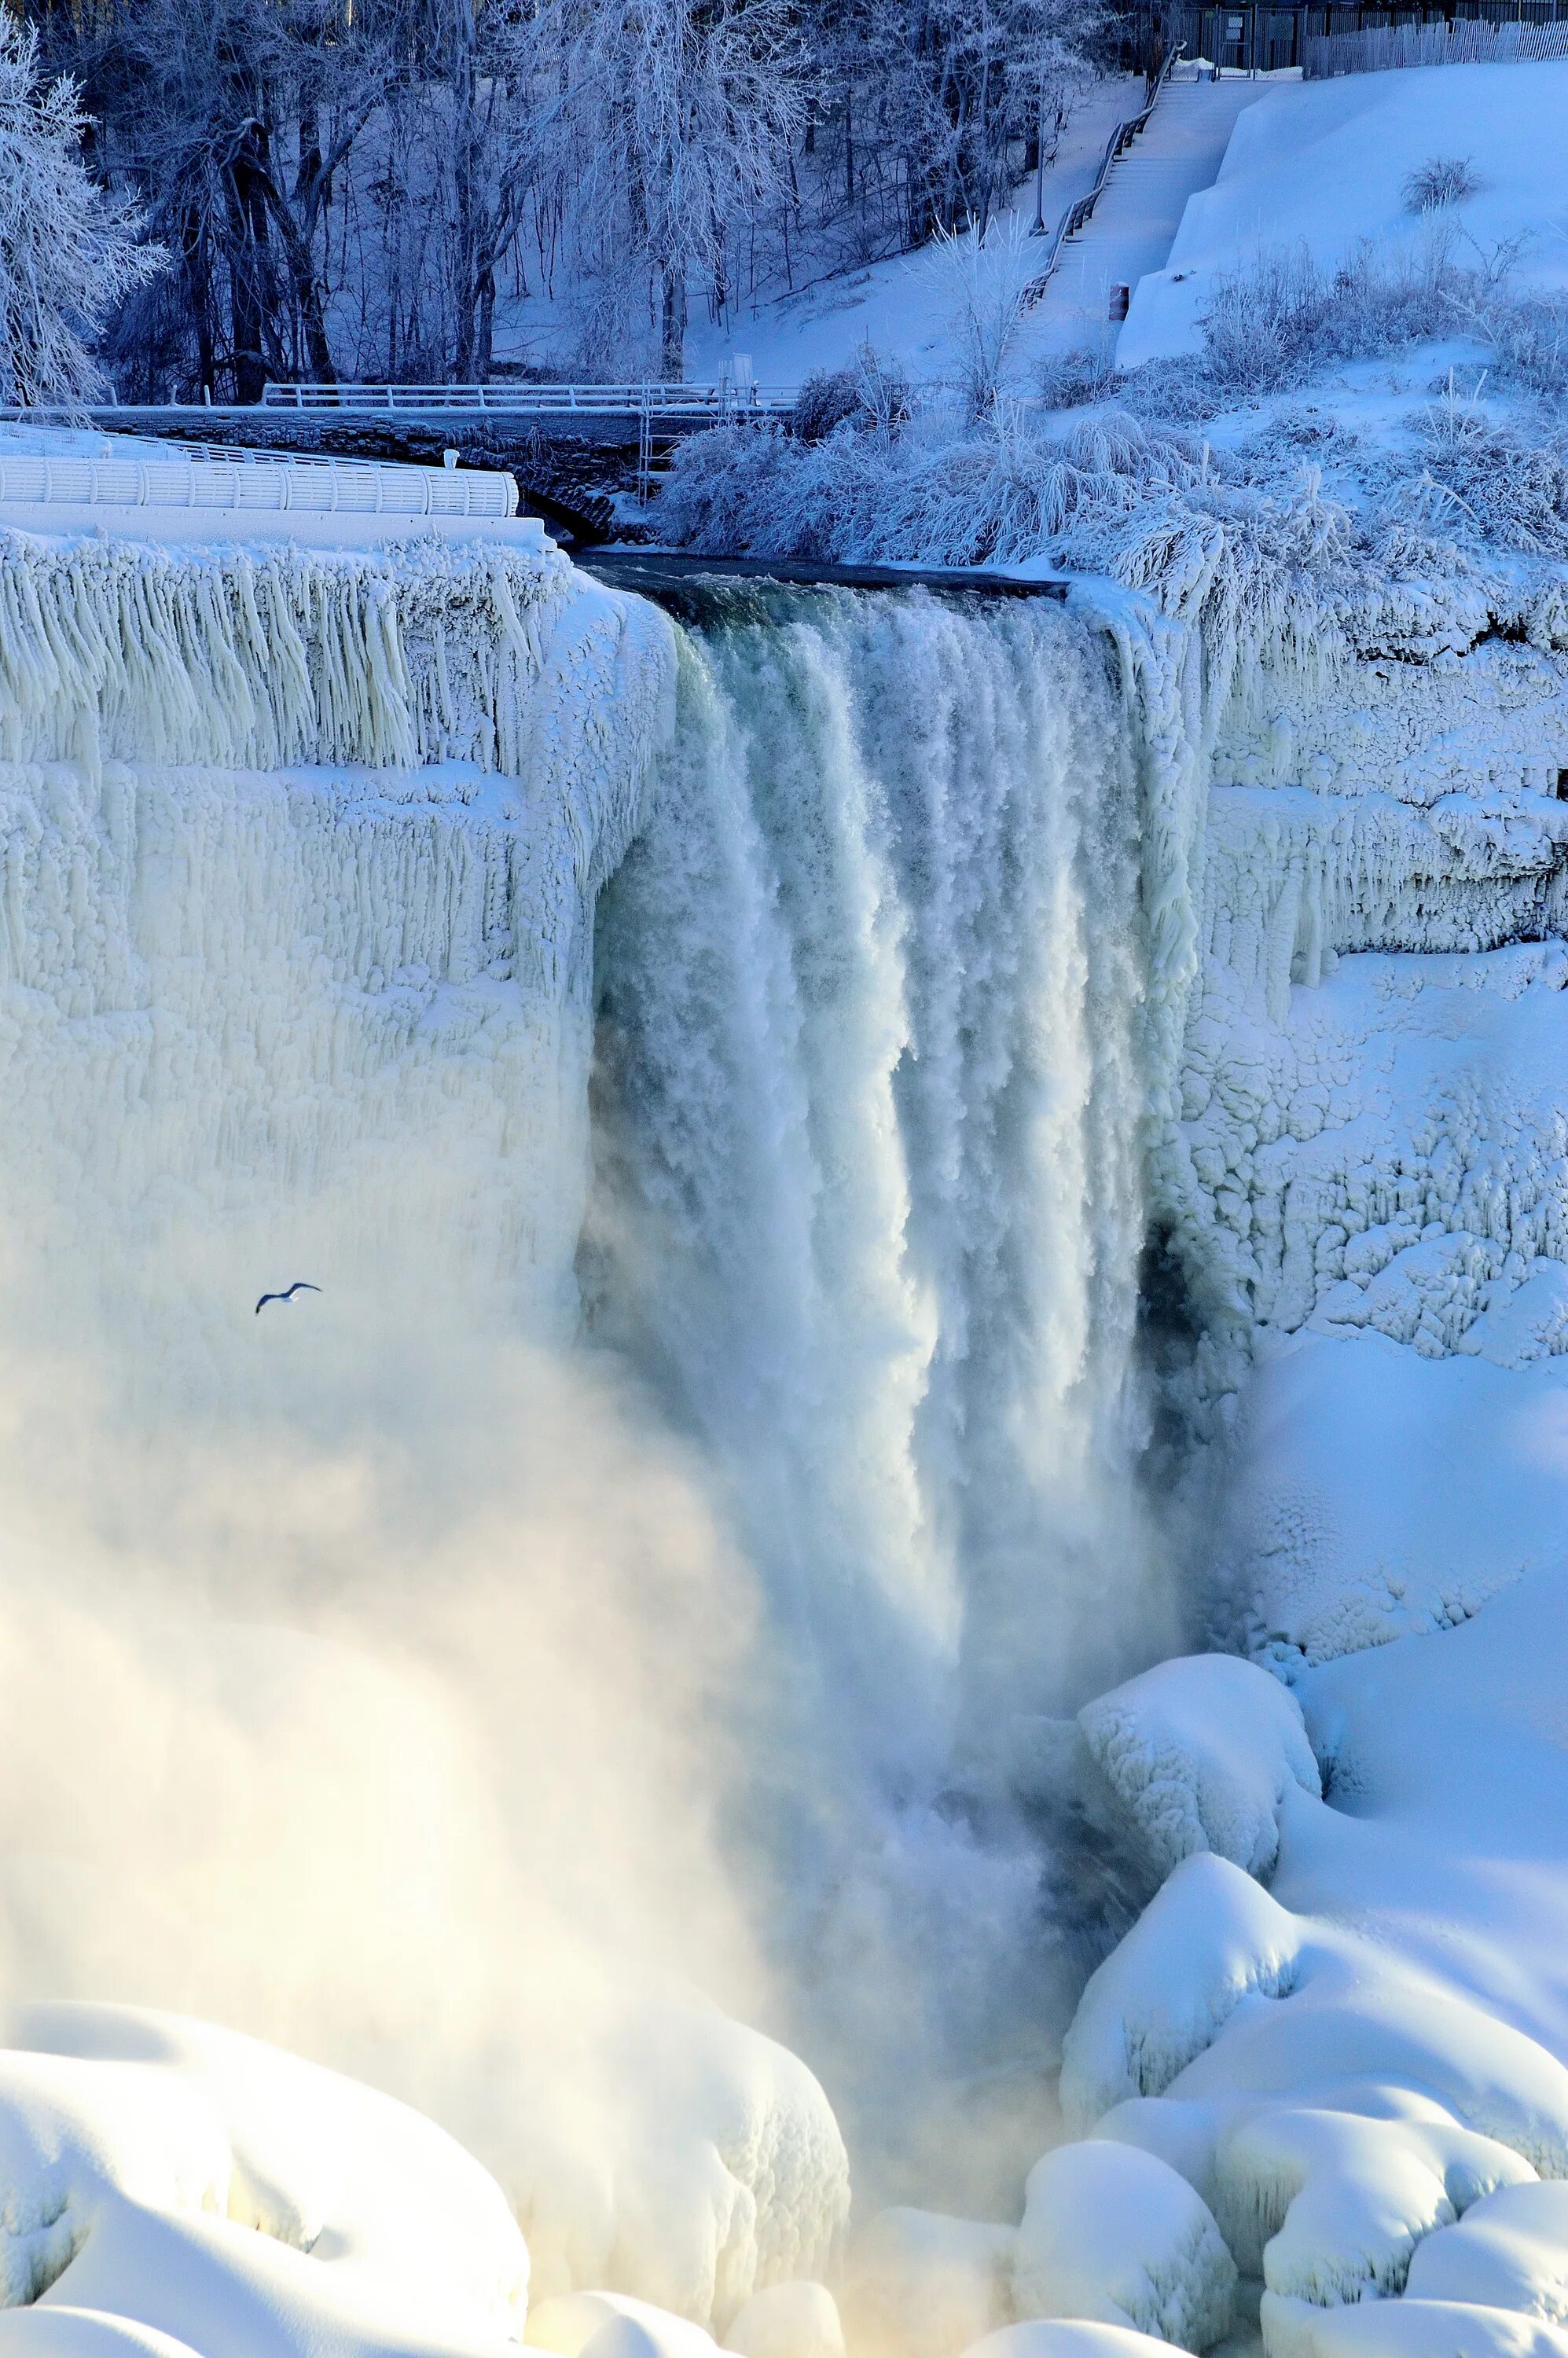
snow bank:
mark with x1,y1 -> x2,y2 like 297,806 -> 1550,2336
1120,62 -> 1568,368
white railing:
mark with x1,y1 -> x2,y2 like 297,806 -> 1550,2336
0,450 -> 519,517
1305,15 -> 1568,72
260,380 -> 796,419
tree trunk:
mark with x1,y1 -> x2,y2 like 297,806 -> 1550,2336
660,263 -> 685,379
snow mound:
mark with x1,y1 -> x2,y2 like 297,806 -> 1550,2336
528,2294 -> 716,2358
0,1999 -> 527,2357
1121,62 -> 1568,367
1060,1854 -> 1302,2132
1261,2295 -> 1568,2358
1078,1655 -> 1320,1878
841,2209 -> 1016,2358
723,2283 -> 845,2358
1404,2182 -> 1568,2319
960,2326 -> 1184,2358
0,2316 -> 206,2356
1013,2141 -> 1235,2349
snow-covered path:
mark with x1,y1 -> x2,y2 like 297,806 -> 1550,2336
1031,77 -> 1269,360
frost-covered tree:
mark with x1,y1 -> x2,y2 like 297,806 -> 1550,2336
0,20 -> 163,404
555,0 -> 806,376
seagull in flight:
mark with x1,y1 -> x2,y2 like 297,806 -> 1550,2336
255,1281 -> 322,1316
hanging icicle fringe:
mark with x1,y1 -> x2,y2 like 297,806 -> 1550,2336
0,530 -> 585,780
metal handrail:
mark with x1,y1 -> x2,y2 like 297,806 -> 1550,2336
1023,46 -> 1186,309
259,380 -> 797,417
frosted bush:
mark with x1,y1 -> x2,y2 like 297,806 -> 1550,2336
1199,247 -> 1332,399
1195,238 -> 1464,399
1405,154 -> 1482,212
791,348 -> 909,442
659,409 -> 1209,568
1401,391 -> 1568,554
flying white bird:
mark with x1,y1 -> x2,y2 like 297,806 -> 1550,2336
255,1281 -> 322,1316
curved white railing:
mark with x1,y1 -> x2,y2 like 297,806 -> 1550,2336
0,451 -> 519,517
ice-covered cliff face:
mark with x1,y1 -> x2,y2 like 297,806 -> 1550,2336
1138,608 -> 1568,1394
1100,586 -> 1568,1658
0,521 -> 674,1343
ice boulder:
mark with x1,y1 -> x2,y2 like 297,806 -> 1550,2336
1404,2181 -> 1568,2319
724,2283 -> 846,2358
528,2293 -> 717,2358
841,2209 -> 1016,2358
1078,1656 -> 1320,1881
1013,2141 -> 1235,2349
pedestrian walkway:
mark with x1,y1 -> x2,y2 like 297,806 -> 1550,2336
1030,78 -> 1269,362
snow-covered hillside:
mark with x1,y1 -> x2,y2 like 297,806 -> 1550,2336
1120,63 -> 1568,369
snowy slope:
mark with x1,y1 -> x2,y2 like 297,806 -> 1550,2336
678,80 -> 1138,392
1121,62 -> 1568,365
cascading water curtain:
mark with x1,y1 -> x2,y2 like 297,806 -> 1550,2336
586,586 -> 1176,1809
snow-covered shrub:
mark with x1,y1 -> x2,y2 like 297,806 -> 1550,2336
927,214 -> 1040,421
658,406 -> 1209,567
791,347 -> 909,441
1195,238 -> 1463,399
1038,348 -> 1123,413
1473,286 -> 1568,398
0,20 -> 163,403
1404,153 -> 1482,211
1199,246 -> 1333,399
1400,395 -> 1568,554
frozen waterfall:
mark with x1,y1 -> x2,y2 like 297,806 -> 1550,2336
587,582 -> 1170,1814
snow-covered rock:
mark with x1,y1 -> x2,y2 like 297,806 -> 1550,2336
1404,2182 -> 1568,2319
528,2294 -> 717,2358
1013,2141 -> 1235,2349
960,2326 -> 1185,2358
1078,1656 -> 1320,1878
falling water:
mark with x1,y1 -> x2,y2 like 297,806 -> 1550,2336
583,584 -> 1174,2195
